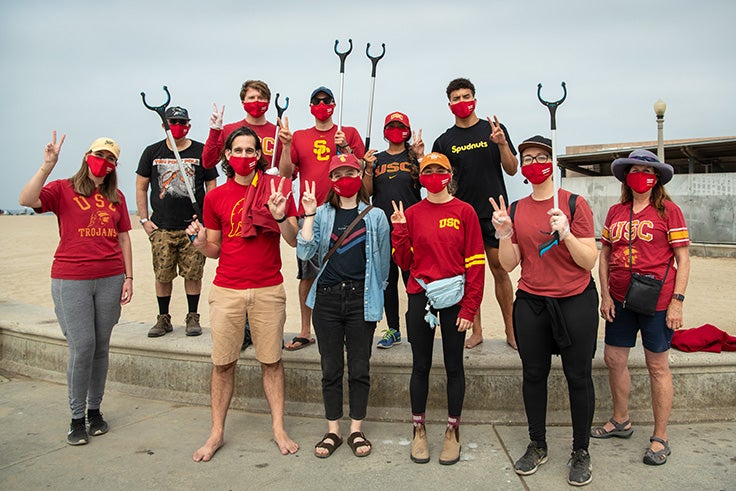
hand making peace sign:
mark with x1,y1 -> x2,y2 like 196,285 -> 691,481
43,130 -> 66,172
267,177 -> 291,220
301,180 -> 317,216
390,200 -> 406,224
210,103 -> 225,130
489,195 -> 513,237
488,115 -> 506,145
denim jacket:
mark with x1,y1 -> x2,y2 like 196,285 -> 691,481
297,201 -> 390,322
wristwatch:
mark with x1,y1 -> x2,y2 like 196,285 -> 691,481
672,293 -> 685,302
139,218 -> 149,225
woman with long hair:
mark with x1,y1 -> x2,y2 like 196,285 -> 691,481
593,149 -> 690,467
19,132 -> 133,446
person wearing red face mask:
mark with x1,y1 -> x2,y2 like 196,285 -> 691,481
297,153 -> 390,459
491,135 -> 598,486
186,126 -> 300,462
432,77 -> 519,351
19,133 -> 133,446
136,106 -> 218,338
202,79 -> 286,169
278,86 -> 366,351
593,149 -> 690,468
362,111 -> 423,350
391,152 -> 485,466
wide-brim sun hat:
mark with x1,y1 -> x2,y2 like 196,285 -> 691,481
611,149 -> 673,184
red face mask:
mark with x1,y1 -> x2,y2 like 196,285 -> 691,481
228,155 -> 259,176
170,123 -> 190,140
86,154 -> 116,177
331,175 -> 362,197
450,100 -> 475,119
419,173 -> 452,193
626,171 -> 657,194
384,126 -> 410,144
521,162 -> 553,185
310,103 -> 335,122
243,100 -> 269,118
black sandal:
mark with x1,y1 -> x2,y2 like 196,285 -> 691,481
643,436 -> 671,465
314,433 -> 342,459
347,431 -> 372,457
591,417 -> 633,439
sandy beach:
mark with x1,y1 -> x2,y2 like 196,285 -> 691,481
0,214 -> 733,338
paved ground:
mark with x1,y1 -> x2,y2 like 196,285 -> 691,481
0,371 -> 733,490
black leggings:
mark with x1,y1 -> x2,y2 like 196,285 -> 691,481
513,283 -> 598,450
384,259 -> 410,333
406,293 -> 465,417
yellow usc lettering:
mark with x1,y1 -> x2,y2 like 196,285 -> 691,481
313,139 -> 330,161
439,217 -> 460,230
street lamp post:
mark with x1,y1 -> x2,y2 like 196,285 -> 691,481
653,99 -> 667,162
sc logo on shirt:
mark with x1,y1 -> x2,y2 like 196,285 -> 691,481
439,218 -> 460,230
313,139 -> 330,161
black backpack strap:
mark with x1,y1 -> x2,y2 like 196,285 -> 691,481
568,193 -> 578,221
509,200 -> 519,222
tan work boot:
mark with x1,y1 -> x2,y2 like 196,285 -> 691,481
439,425 -> 461,465
185,313 -> 202,336
410,423 -> 430,463
148,314 -> 172,338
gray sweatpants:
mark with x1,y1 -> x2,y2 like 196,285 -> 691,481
52,275 -> 123,419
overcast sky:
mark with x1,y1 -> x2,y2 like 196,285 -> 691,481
1,0 -> 734,210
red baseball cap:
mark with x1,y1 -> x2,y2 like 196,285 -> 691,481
384,111 -> 410,129
328,153 -> 362,174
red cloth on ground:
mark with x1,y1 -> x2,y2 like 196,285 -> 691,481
671,324 -> 736,353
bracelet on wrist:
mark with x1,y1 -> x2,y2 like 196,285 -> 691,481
125,276 -> 133,280
274,215 -> 287,223
303,212 -> 316,218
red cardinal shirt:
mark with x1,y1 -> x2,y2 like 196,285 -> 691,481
601,200 -> 689,311
202,119 -> 281,169
203,176 -> 296,290
37,179 -> 132,280
391,197 -> 485,321
290,125 -> 364,214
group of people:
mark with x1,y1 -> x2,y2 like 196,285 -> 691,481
20,75 -> 690,487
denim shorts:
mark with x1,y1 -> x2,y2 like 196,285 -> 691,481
604,299 -> 673,353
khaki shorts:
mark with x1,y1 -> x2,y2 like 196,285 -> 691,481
208,283 -> 286,365
149,229 -> 206,283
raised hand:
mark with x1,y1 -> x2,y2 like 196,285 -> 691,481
210,103 -> 225,130
488,115 -> 506,145
489,195 -> 513,238
277,116 -> 292,145
301,180 -> 317,216
411,128 -> 424,158
268,177 -> 291,219
42,130 -> 66,172
390,200 -> 406,224
334,130 -> 347,149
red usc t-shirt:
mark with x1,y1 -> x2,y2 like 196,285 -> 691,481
202,119 -> 281,169
290,125 -> 364,214
202,176 -> 296,290
601,200 -> 689,311
511,189 -> 595,297
391,197 -> 485,321
37,179 -> 132,280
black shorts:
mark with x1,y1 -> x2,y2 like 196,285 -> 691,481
478,217 -> 499,248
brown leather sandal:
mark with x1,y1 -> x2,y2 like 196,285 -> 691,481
347,431 -> 372,457
314,433 -> 342,458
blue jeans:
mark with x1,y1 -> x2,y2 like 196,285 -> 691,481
52,275 -> 124,419
312,280 -> 376,421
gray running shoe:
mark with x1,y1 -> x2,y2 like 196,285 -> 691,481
568,448 -> 593,486
514,441 -> 548,475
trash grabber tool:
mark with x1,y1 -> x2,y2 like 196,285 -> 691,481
536,81 -> 567,257
334,39 -> 353,131
267,93 -> 289,171
141,86 -> 201,217
364,42 -> 386,150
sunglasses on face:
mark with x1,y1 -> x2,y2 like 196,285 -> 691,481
311,96 -> 334,105
169,119 -> 190,125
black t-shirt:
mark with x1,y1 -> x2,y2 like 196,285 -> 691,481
371,149 -> 421,223
432,119 -> 516,219
318,207 -> 367,287
136,139 -> 218,229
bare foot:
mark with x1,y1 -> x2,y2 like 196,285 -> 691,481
192,435 -> 224,462
274,429 -> 299,455
464,333 -> 484,349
